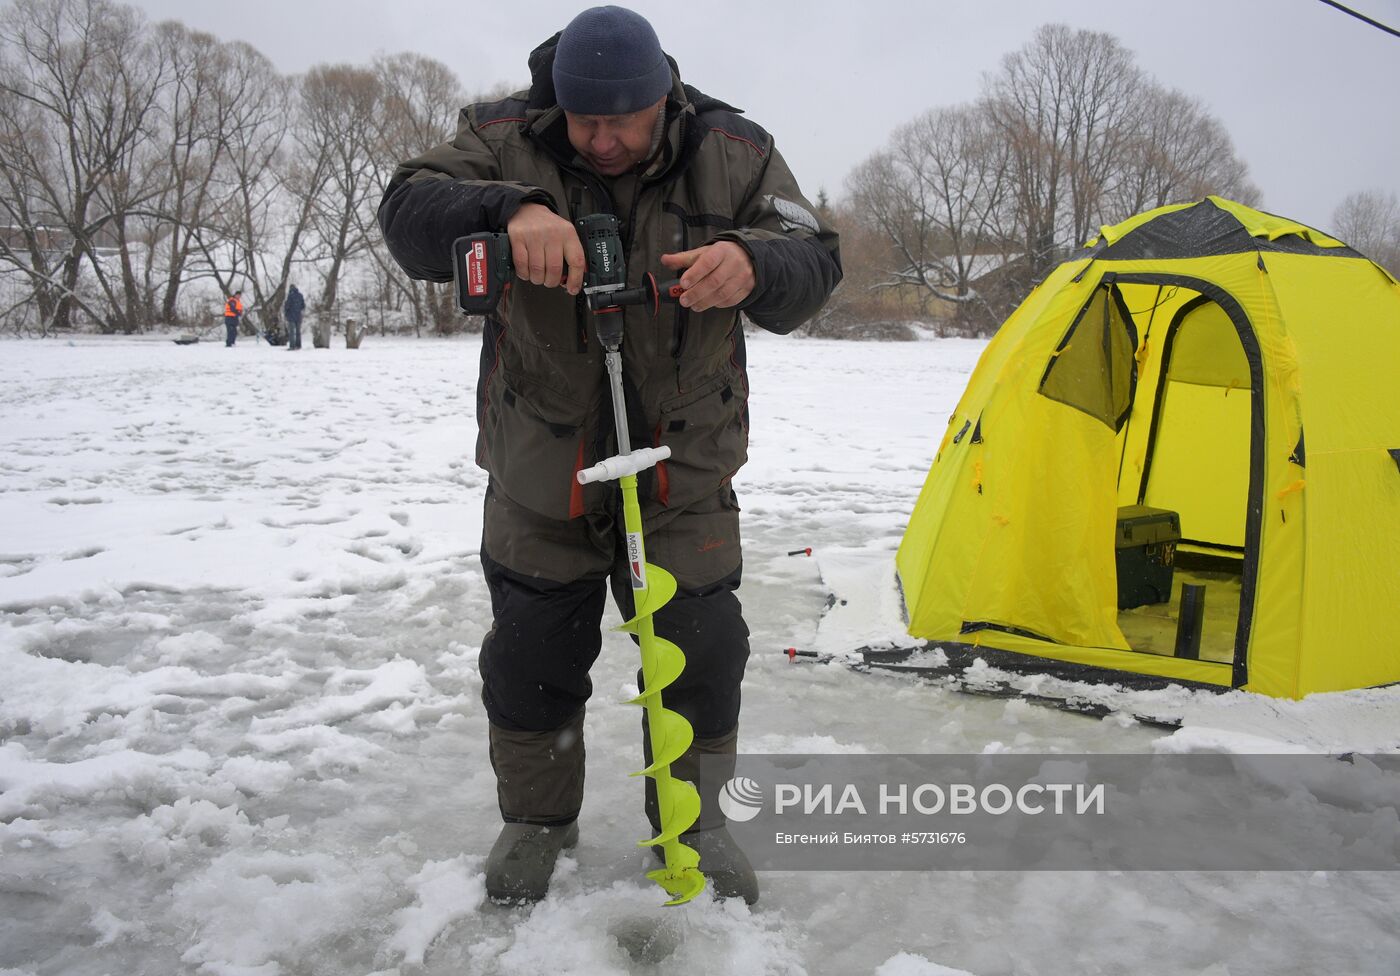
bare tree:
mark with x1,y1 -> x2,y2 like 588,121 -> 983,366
189,43 -> 314,335
1108,83 -> 1260,217
983,24 -> 1144,275
141,21 -> 235,325
0,0 -> 166,332
81,9 -> 169,333
1333,189 -> 1400,273
0,76 -> 65,332
296,63 -> 381,321
847,104 -> 1015,331
368,52 -> 464,334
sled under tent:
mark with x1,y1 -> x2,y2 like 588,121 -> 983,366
895,196 -> 1400,700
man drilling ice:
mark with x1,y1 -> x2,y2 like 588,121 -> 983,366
377,5 -> 841,904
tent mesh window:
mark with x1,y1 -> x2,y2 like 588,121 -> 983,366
1038,281 -> 1138,431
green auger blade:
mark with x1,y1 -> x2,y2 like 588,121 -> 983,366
612,475 -> 703,904
648,870 -> 705,906
647,841 -> 705,905
639,775 -> 701,847
616,564 -> 677,629
631,706 -> 694,777
626,636 -> 686,704
662,839 -> 701,873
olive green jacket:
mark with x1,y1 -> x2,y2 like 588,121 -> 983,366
379,33 -> 842,524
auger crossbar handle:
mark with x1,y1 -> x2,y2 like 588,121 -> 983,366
576,446 -> 670,485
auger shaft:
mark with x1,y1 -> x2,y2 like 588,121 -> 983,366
579,326 -> 705,905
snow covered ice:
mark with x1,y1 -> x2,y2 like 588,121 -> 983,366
1,333 -> 1398,976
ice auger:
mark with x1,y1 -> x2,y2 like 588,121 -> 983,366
578,434 -> 705,905
570,220 -> 705,907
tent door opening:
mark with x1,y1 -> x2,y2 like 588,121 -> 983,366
1116,291 -> 1251,664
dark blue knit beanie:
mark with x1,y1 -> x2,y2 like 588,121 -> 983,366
553,6 -> 671,115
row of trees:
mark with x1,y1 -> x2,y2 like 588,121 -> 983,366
0,0 -> 475,335
1,3 -> 1394,339
839,24 -> 1263,333
1333,189 -> 1400,274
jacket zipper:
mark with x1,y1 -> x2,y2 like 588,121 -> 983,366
668,200 -> 689,393
567,185 -> 589,352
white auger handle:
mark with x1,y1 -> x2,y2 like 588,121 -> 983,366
576,446 -> 672,484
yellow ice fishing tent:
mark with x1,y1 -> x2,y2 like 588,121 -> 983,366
896,196 -> 1400,699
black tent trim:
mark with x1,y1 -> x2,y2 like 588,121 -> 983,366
863,642 -> 1233,694
1078,199 -> 1365,263
960,620 -> 1060,643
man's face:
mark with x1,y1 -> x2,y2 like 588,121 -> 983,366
564,99 -> 663,177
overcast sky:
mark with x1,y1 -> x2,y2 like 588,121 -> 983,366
127,0 -> 1399,233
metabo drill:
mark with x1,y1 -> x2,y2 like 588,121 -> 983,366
452,213 -> 684,320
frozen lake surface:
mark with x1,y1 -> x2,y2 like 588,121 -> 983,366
1,333 -> 1397,975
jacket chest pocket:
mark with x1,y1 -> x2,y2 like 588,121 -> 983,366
653,368 -> 748,510
501,282 -> 590,354
481,369 -> 598,520
662,201 -> 739,363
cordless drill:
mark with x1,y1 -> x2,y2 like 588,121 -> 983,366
452,213 -> 684,319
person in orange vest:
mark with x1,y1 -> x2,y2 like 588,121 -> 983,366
224,290 -> 244,346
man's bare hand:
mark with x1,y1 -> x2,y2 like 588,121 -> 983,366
506,203 -> 586,294
660,241 -> 755,312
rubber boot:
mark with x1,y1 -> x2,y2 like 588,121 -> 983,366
485,713 -> 585,904
485,821 -> 579,904
646,727 -> 759,905
669,825 -> 757,905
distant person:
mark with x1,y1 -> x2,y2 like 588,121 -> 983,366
223,291 -> 243,347
283,285 -> 305,350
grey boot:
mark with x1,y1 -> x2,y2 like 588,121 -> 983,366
485,714 -> 586,904
645,727 -> 759,905
486,820 -> 579,904
671,825 -> 758,905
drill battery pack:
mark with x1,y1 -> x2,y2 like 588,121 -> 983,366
452,233 -> 512,315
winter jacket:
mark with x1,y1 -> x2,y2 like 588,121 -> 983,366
378,33 -> 841,524
224,296 -> 243,319
283,287 -> 305,323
